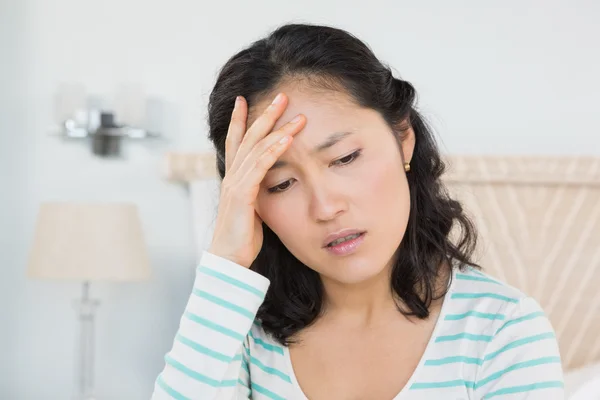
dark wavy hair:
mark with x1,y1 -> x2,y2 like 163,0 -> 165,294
207,23 -> 478,345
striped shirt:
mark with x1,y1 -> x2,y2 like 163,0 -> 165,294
152,251 -> 564,399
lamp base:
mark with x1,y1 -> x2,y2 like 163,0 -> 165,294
72,281 -> 99,400
73,395 -> 97,400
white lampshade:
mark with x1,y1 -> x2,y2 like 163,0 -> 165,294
27,202 -> 151,282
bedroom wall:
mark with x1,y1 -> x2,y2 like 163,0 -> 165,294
0,0 -> 32,396
1,0 -> 599,398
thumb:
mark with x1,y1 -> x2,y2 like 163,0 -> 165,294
254,210 -> 263,224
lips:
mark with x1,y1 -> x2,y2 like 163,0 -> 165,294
322,229 -> 366,248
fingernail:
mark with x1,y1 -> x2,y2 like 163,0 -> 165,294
291,115 -> 302,124
272,93 -> 284,105
279,136 -> 290,144
235,96 -> 242,105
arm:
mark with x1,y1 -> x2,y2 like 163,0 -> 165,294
474,297 -> 564,399
152,251 -> 269,400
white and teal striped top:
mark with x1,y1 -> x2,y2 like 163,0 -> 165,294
152,251 -> 564,399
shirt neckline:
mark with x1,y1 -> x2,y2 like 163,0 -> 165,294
282,266 -> 457,400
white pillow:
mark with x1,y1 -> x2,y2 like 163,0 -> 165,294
566,362 -> 600,399
570,377 -> 600,400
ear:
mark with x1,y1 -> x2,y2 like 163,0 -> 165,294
398,119 -> 416,164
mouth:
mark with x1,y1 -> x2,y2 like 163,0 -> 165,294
322,229 -> 367,256
323,229 -> 367,250
325,232 -> 365,247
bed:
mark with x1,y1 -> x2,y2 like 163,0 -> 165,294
164,152 -> 600,398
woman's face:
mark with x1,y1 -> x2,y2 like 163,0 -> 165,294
253,84 -> 415,285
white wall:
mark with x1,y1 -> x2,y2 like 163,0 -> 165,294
1,1 -> 599,398
1,0 -> 31,397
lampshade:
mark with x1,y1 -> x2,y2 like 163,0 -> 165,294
27,202 -> 151,282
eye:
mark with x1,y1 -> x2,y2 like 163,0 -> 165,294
330,149 -> 362,167
267,179 -> 294,194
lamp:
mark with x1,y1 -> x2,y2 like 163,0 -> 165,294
27,202 -> 151,400
51,83 -> 162,157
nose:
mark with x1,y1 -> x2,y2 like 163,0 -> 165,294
308,181 -> 348,223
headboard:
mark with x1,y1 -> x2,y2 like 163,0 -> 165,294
164,152 -> 600,372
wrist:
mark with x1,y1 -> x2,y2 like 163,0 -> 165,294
207,246 -> 250,269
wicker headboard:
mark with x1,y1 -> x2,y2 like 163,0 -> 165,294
164,153 -> 600,372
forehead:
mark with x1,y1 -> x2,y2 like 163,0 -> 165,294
249,83 -> 378,135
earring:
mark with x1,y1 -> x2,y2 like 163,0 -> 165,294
404,162 -> 411,172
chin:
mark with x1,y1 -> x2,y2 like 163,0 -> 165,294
321,257 -> 390,285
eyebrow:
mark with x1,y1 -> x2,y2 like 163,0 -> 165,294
269,131 -> 355,171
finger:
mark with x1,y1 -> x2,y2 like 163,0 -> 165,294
238,114 -> 305,174
238,115 -> 305,189
243,135 -> 295,189
225,96 -> 248,172
231,92 -> 288,171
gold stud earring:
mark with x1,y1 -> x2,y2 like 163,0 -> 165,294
404,162 -> 411,172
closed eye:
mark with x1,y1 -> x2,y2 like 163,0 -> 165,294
330,149 -> 362,167
267,179 -> 295,194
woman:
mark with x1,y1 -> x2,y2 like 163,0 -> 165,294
152,24 -> 564,399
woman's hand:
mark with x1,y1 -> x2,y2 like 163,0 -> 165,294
208,93 -> 306,268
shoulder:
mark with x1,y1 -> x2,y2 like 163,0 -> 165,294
453,265 -> 557,338
452,266 -> 528,304
441,266 -> 555,343
247,322 -> 287,357
446,265 -> 560,358
432,266 -> 563,394
452,268 -> 565,396
244,322 -> 293,386
449,266 -> 537,319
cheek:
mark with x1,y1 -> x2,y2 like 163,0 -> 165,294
256,195 -> 305,240
356,154 -> 410,237
359,155 -> 407,206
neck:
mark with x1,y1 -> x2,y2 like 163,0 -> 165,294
320,264 -> 398,328
319,260 -> 452,329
